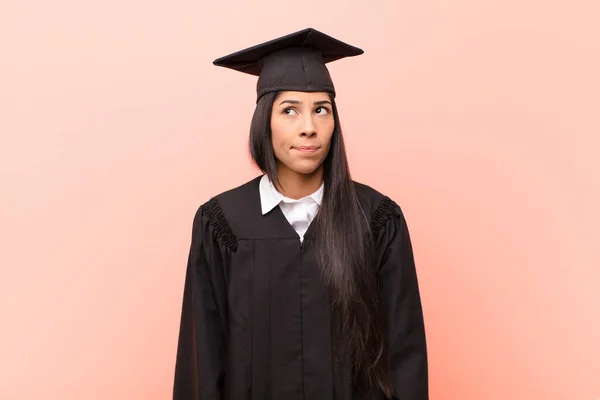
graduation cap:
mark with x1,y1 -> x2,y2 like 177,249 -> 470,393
213,28 -> 364,102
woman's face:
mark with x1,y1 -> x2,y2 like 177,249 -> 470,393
270,91 -> 335,176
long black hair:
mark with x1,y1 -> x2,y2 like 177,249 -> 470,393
249,91 -> 393,398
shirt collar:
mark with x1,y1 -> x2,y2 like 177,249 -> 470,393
259,174 -> 324,215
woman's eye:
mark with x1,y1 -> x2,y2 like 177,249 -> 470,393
283,108 -> 297,116
315,106 -> 329,115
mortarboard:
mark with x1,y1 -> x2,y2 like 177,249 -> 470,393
213,28 -> 364,102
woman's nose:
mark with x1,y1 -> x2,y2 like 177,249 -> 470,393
300,115 -> 317,137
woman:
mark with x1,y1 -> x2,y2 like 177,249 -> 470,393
173,28 -> 428,400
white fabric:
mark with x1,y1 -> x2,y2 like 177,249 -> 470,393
259,174 -> 323,243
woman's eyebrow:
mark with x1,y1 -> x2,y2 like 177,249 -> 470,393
279,99 -> 301,105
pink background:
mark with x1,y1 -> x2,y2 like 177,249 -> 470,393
1,0 -> 599,399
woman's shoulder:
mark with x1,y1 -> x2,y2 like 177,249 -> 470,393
353,180 -> 400,213
191,176 -> 262,251
353,181 -> 405,235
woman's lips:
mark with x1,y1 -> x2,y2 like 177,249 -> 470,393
296,146 -> 320,153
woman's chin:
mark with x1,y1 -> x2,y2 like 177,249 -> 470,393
287,162 -> 322,176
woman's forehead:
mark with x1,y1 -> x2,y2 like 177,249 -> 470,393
274,91 -> 331,102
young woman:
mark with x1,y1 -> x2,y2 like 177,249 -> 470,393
173,28 -> 428,400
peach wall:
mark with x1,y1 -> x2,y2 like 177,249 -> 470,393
1,0 -> 598,399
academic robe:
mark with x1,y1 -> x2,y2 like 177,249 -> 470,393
173,176 -> 428,400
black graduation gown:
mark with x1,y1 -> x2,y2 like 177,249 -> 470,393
173,176 -> 428,400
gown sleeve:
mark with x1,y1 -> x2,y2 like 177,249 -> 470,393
373,197 -> 429,400
173,199 -> 233,400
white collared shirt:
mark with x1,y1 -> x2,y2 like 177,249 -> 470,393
259,174 -> 323,243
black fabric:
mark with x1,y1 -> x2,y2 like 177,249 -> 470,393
212,28 -> 363,102
173,176 -> 428,399
203,198 -> 237,252
371,197 -> 397,239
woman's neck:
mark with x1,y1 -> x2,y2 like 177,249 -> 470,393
274,166 -> 323,200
